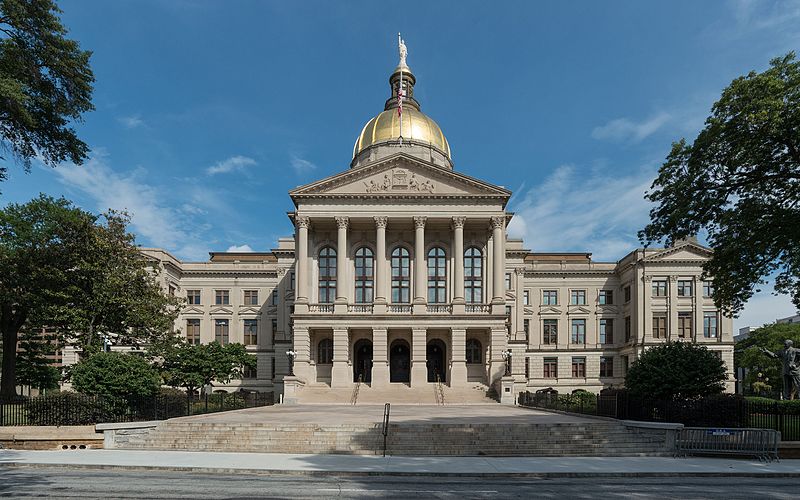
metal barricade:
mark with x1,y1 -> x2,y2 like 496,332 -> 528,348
676,427 -> 780,462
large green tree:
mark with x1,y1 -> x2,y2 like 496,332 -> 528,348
15,328 -> 60,392
0,195 -> 182,398
640,52 -> 800,316
625,342 -> 728,400
736,322 -> 800,398
70,352 -> 160,399
0,0 -> 94,185
161,342 -> 256,396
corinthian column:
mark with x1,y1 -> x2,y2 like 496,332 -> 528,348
413,216 -> 427,304
295,216 -> 310,303
374,216 -> 388,304
452,217 -> 465,304
335,216 -> 349,304
491,216 -> 505,303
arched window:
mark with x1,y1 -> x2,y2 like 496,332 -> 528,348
464,247 -> 483,304
391,247 -> 410,303
466,338 -> 482,364
354,247 -> 374,303
318,246 -> 337,303
318,338 -> 333,364
427,247 -> 447,303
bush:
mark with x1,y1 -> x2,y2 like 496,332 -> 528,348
71,352 -> 160,400
25,392 -> 118,426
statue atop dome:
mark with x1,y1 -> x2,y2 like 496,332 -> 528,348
398,33 -> 408,67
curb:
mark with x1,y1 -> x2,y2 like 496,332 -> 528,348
3,462 -> 800,478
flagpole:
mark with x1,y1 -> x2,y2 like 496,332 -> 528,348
398,32 -> 403,146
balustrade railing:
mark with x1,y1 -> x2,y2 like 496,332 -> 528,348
348,304 -> 374,313
426,304 -> 452,314
308,304 -> 334,313
465,304 -> 490,313
387,304 -> 412,313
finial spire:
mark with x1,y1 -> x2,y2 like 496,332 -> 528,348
398,32 -> 408,67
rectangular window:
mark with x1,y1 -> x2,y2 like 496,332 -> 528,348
168,284 -> 176,296
703,312 -> 718,338
271,318 -> 279,341
243,365 -> 257,379
505,273 -> 512,290
543,319 -> 558,345
703,281 -> 715,297
600,356 -> 614,377
271,357 -> 275,380
652,316 -> 667,339
523,290 -> 530,306
523,319 -> 530,339
215,290 -> 230,305
624,286 -> 631,303
622,355 -> 629,375
244,290 -> 259,306
214,319 -> 229,344
598,290 -> 613,305
624,316 -> 631,342
678,312 -> 693,338
652,280 -> 668,297
289,272 -> 295,290
186,319 -> 200,345
571,319 -> 586,344
599,318 -> 614,344
677,280 -> 693,297
187,290 -> 201,305
244,319 -> 258,345
543,357 -> 558,378
542,290 -> 558,305
525,357 -> 530,379
571,357 -> 586,378
270,289 -> 279,306
570,290 -> 586,305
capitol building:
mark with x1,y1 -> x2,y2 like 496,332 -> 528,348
135,47 -> 735,403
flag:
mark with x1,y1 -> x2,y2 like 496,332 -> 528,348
397,79 -> 404,116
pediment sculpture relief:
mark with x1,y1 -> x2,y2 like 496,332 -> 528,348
364,168 -> 435,193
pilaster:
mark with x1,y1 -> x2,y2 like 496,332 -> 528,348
335,216 -> 349,311
372,328 -> 389,387
450,328 -> 467,387
331,327 -> 351,388
491,216 -> 505,304
411,327 -> 428,387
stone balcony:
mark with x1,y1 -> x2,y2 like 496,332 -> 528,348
297,302 -> 503,316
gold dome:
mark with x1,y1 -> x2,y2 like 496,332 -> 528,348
353,107 -> 451,159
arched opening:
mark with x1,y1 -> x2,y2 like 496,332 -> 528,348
427,339 -> 447,383
353,339 -> 373,383
389,339 -> 410,383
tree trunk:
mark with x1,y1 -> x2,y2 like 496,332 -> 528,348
0,303 -> 26,400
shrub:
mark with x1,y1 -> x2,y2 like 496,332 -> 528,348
71,352 -> 160,400
25,392 -> 117,426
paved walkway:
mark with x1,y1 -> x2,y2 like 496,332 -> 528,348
174,404 -> 594,424
1,449 -> 799,477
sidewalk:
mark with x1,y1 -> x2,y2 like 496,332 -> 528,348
1,449 -> 800,477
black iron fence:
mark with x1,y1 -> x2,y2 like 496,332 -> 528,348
0,391 -> 274,426
518,391 -> 800,440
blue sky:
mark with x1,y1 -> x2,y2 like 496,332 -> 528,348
1,0 -> 798,329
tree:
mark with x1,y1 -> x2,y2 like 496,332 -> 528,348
639,52 -> 800,316
70,352 -> 160,399
735,322 -> 800,398
15,328 -> 60,392
0,195 -> 182,398
161,342 -> 257,396
625,342 -> 728,400
0,0 -> 94,185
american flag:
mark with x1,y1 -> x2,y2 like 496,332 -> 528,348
397,80 -> 404,116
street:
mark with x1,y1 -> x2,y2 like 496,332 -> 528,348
0,466 -> 798,499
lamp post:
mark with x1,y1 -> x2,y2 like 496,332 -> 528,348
286,350 -> 297,377
501,349 -> 512,376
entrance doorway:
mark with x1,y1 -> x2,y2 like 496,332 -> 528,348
389,339 -> 410,383
353,339 -> 373,383
427,339 -> 446,383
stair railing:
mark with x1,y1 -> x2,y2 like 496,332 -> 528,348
350,374 -> 362,405
382,402 -> 391,457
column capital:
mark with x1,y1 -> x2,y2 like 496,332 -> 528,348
296,216 -> 311,229
413,216 -> 427,229
276,267 -> 288,276
335,216 -> 349,229
374,216 -> 388,228
514,267 -> 526,275
490,216 -> 505,230
451,216 -> 466,229
643,275 -> 654,282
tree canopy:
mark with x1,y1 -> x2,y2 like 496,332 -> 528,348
625,342 -> 728,400
736,322 -> 800,398
640,52 -> 800,316
70,352 -> 160,399
161,342 -> 257,396
0,0 -> 94,185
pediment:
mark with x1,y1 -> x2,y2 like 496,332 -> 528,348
568,306 -> 593,315
239,306 -> 261,315
210,306 -> 233,315
183,306 -> 204,315
290,154 -> 511,200
539,306 -> 562,315
645,242 -> 713,262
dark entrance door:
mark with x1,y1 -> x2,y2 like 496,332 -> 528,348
389,339 -> 410,383
353,339 -> 373,383
427,339 -> 446,383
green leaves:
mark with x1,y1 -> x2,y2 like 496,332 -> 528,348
625,342 -> 728,400
640,52 -> 800,316
70,352 -> 161,399
160,342 -> 257,394
735,322 -> 800,398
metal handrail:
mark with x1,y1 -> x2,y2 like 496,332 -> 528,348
382,402 -> 391,457
351,374 -> 362,405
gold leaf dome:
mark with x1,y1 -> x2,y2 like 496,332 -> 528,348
352,107 -> 451,159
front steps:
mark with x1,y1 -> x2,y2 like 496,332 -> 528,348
117,420 -> 673,456
294,382 -> 494,405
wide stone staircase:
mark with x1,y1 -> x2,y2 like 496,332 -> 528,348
117,420 -> 673,456
294,382 -> 494,405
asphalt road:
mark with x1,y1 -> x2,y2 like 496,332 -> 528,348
1,466 -> 798,499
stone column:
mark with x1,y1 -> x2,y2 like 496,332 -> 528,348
515,267 -> 525,341
292,325 -> 311,382
669,275 -> 679,340
452,217 -> 466,304
372,328 -> 389,387
489,326 -> 509,387
491,216 -> 506,311
374,216 -> 388,304
413,216 -> 427,304
295,216 -> 310,304
411,328 -> 428,387
331,327 -> 351,387
450,328 -> 467,387
335,216 -> 349,305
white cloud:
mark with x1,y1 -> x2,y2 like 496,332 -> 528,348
591,112 -> 671,143
290,155 -> 317,175
118,115 -> 145,129
226,244 -> 254,252
734,282 -> 797,333
508,164 -> 656,261
206,155 -> 257,175
54,152 -> 211,261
